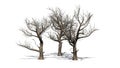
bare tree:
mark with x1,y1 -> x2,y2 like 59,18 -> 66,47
18,18 -> 50,60
48,8 -> 69,56
63,7 -> 97,60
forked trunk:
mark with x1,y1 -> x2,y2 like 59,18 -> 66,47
72,44 -> 78,60
58,42 -> 62,56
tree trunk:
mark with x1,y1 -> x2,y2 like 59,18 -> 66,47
58,41 -> 62,56
38,43 -> 44,60
38,37 -> 44,60
72,44 -> 78,60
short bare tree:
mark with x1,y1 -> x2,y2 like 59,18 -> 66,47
63,7 -> 97,60
18,18 -> 50,60
48,8 -> 69,56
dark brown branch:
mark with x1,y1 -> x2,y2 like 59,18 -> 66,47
78,28 -> 97,39
48,8 -> 69,42
39,24 -> 50,35
17,43 -> 39,52
63,7 -> 97,48
80,14 -> 93,30
81,13 -> 93,26
25,19 -> 36,32
20,29 -> 37,37
74,7 -> 81,24
37,19 -> 50,35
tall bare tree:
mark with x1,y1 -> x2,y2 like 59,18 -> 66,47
63,7 -> 97,60
48,8 -> 69,56
18,18 -> 50,60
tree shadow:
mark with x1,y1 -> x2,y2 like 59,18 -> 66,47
21,55 -> 38,60
78,57 -> 93,61
44,52 -> 94,60
20,52 -> 94,60
48,52 -> 72,60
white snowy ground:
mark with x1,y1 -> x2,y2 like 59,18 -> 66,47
0,0 -> 120,68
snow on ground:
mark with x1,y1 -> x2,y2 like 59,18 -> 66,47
0,0 -> 120,68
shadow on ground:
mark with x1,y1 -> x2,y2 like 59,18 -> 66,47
44,52 -> 93,60
21,52 -> 94,60
21,55 -> 38,60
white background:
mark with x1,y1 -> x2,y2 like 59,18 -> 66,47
0,0 -> 120,68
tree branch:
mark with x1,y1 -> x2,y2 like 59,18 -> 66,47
78,28 -> 98,39
17,43 -> 39,52
80,13 -> 93,30
48,8 -> 69,42
37,18 -> 50,35
20,28 -> 37,37
25,19 -> 36,32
